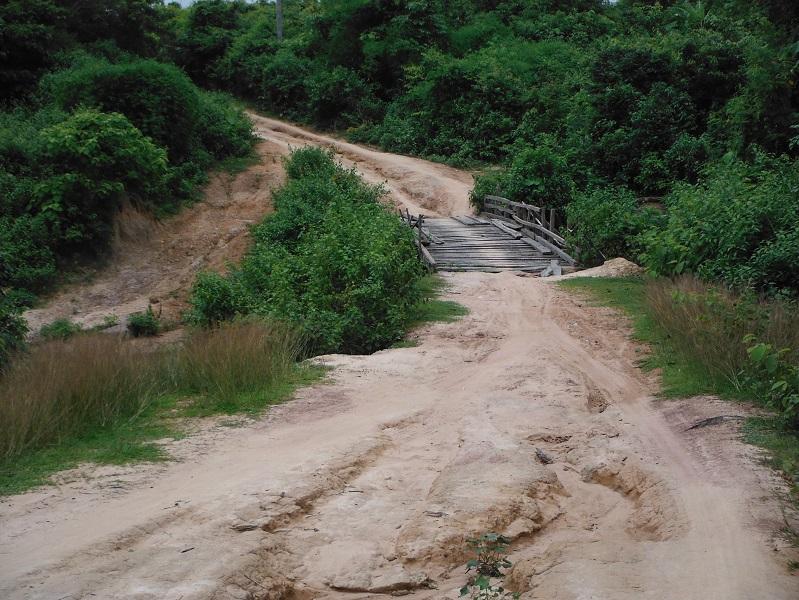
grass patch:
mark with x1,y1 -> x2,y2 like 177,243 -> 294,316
744,419 -> 799,500
560,275 -> 799,505
559,277 -> 715,398
407,275 -> 469,327
0,320 -> 324,496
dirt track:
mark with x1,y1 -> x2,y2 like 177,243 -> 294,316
4,116 -> 797,599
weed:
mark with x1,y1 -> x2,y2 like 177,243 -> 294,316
127,306 -> 160,337
407,275 -> 469,327
460,533 -> 519,599
466,533 -> 513,577
169,319 -> 307,414
0,320 -> 324,495
91,314 -> 120,331
39,318 -> 83,340
0,334 -> 163,461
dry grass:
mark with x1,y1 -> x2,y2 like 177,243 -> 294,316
170,319 -> 304,412
646,276 -> 799,392
0,319 -> 307,462
0,335 -> 162,460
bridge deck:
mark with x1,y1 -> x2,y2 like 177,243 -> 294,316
422,217 -> 555,272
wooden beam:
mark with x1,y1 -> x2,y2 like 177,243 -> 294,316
520,228 -> 576,265
512,215 -> 566,246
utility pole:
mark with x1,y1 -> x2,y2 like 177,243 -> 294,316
275,0 -> 284,42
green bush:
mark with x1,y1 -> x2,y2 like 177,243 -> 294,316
42,57 -> 253,172
0,297 -> 27,371
745,336 -> 799,429
127,306 -> 160,337
39,318 -> 83,340
565,186 -> 661,265
471,137 -> 575,210
43,58 -> 202,162
190,148 -> 424,353
640,154 -> 799,295
189,271 -> 246,327
38,108 -> 171,246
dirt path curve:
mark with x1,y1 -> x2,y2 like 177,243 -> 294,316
248,113 -> 473,218
1,273 -> 796,599
22,114 -> 472,334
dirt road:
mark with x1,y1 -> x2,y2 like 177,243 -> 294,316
5,116 -> 796,598
2,273 -> 796,599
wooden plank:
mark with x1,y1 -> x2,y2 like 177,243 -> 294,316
520,229 -> 576,265
420,244 -> 437,269
452,215 -> 479,226
520,237 -> 552,254
512,215 -> 566,246
484,195 -> 541,213
490,220 -> 522,239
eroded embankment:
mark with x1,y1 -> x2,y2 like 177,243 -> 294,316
23,114 -> 472,336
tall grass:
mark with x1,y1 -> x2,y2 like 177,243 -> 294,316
169,320 -> 303,413
0,319 -> 306,463
646,276 -> 799,392
0,335 -> 162,460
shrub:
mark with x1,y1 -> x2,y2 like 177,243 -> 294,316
565,186 -> 660,265
0,297 -> 27,371
640,154 -> 799,295
36,109 -> 171,249
196,91 -> 254,161
190,148 -> 424,354
39,318 -> 82,340
471,138 -> 575,210
745,336 -> 799,429
44,58 -> 202,163
42,57 -> 254,172
127,306 -> 160,337
188,271 -> 246,327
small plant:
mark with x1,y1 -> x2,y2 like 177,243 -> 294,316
460,533 -> 519,599
92,314 -> 120,331
744,335 -> 799,429
39,318 -> 83,340
127,307 -> 160,337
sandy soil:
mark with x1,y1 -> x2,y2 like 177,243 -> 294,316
4,117 -> 796,599
2,274 -> 796,599
248,113 -> 474,218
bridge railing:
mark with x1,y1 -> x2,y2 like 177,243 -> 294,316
482,196 -> 575,265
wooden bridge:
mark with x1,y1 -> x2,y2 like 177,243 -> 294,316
403,196 -> 576,275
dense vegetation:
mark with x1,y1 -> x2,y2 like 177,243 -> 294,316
165,0 -> 798,437
190,147 -> 425,354
167,0 -> 797,294
0,0 -> 254,368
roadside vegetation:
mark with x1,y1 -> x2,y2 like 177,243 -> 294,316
0,144 -> 460,494
190,147 -> 427,354
560,276 -> 799,501
0,1 -> 255,369
0,320 -> 319,495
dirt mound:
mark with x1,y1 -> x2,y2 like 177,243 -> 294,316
559,257 -> 644,279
